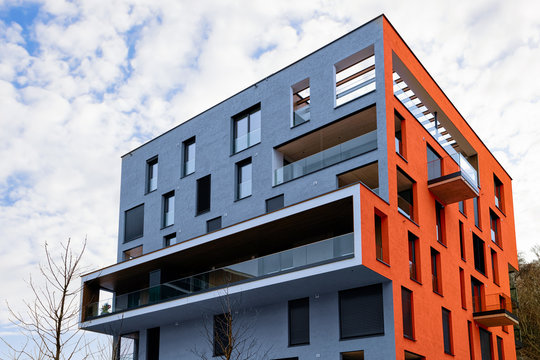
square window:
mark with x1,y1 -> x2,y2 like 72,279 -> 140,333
124,204 -> 144,243
236,158 -> 252,200
265,194 -> 284,213
183,137 -> 196,176
207,217 -> 222,233
146,157 -> 158,193
233,106 -> 261,153
162,191 -> 174,228
164,233 -> 177,247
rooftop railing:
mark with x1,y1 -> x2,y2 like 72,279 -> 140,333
274,130 -> 377,185
85,232 -> 354,320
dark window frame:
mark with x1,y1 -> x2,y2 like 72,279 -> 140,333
473,233 -> 486,275
162,191 -> 175,228
124,204 -> 144,243
182,137 -> 196,177
401,287 -> 414,339
146,157 -> 158,194
196,175 -> 211,215
431,248 -> 442,295
232,105 -> 261,154
408,232 -> 420,282
288,297 -> 310,346
442,307 -> 453,355
236,158 -> 252,200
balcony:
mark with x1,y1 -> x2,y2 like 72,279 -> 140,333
473,293 -> 519,327
427,153 -> 479,205
85,233 -> 354,320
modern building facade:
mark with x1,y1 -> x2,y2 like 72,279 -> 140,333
79,15 -> 520,360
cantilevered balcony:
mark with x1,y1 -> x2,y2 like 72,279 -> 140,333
473,293 -> 519,327
427,153 -> 479,204
86,233 -> 353,320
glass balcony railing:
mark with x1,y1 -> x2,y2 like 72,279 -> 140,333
293,105 -> 310,126
234,128 -> 261,153
85,232 -> 354,320
274,130 -> 377,185
427,153 -> 478,191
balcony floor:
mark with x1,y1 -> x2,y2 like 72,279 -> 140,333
428,171 -> 479,204
473,309 -> 519,327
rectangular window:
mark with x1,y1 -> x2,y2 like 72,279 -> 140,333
468,321 -> 475,360
118,333 -> 139,360
265,194 -> 284,213
236,158 -> 252,200
146,157 -> 158,193
459,200 -> 465,215
436,201 -> 445,245
292,79 -> 310,127
474,197 -> 481,228
207,217 -> 222,233
473,234 -> 486,274
341,351 -> 365,360
402,287 -> 414,339
395,111 -> 405,157
397,168 -> 415,221
162,191 -> 174,227
408,232 -> 419,282
124,204 -> 144,243
164,233 -> 177,247
335,51 -> 375,106
427,145 -> 442,179
288,298 -> 309,346
491,249 -> 500,285
460,267 -> 467,309
123,245 -> 142,261
233,106 -> 261,153
494,175 -> 503,210
196,175 -> 211,214
490,210 -> 501,246
183,137 -> 196,176
146,327 -> 160,360
442,308 -> 453,354
214,313 -> 231,357
496,336 -> 504,360
431,248 -> 442,294
459,221 -> 466,260
479,328 -> 493,360
471,277 -> 484,313
374,211 -> 388,263
339,284 -> 384,339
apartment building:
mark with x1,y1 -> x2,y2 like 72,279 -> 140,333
79,15 -> 519,360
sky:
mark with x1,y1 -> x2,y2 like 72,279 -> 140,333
0,0 -> 539,356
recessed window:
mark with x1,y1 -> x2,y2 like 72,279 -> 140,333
118,333 -> 139,360
401,287 -> 414,339
233,106 -> 261,153
124,204 -> 144,243
397,167 -> 415,221
473,234 -> 486,275
374,211 -> 388,263
404,351 -> 425,360
496,336 -> 504,360
335,50 -> 375,106
196,175 -> 211,215
164,233 -> 177,247
146,157 -> 158,193
435,201 -> 445,245
207,217 -> 222,233
162,191 -> 174,228
265,194 -> 284,213
395,111 -> 405,157
491,249 -> 500,285
431,248 -> 442,294
494,175 -> 503,210
459,200 -> 466,215
214,313 -> 231,357
339,284 -> 384,339
292,79 -> 310,127
183,137 -> 196,176
341,351 -> 364,360
473,197 -> 481,228
471,277 -> 484,313
490,210 -> 501,246
408,232 -> 419,282
147,327 -> 160,360
468,321 -> 475,359
459,267 -> 467,309
426,145 -> 441,179
123,245 -> 142,261
479,328 -> 493,360
236,158 -> 252,200
442,308 -> 453,354
459,221 -> 466,260
288,298 -> 309,346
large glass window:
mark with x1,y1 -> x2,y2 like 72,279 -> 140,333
183,137 -> 196,176
163,192 -> 174,228
233,107 -> 261,153
236,158 -> 252,200
124,204 -> 144,243
288,298 -> 309,346
146,157 -> 158,193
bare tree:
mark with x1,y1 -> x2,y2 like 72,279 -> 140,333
193,288 -> 271,360
1,238 -> 87,360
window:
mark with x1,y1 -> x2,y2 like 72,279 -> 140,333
473,234 -> 486,274
183,137 -> 196,176
374,211 -> 388,263
162,191 -> 174,227
124,204 -> 144,242
402,287 -> 414,339
468,321 -> 475,360
236,158 -> 252,200
408,232 -> 419,282
460,267 -> 467,309
214,313 -> 231,356
397,168 -> 415,221
471,277 -> 484,313
479,328 -> 493,360
404,351 -> 425,360
395,111 -> 405,157
431,248 -> 441,294
490,210 -> 501,246
288,298 -> 309,346
339,284 -> 384,339
496,336 -> 504,360
426,145 -> 441,179
474,197 -> 481,228
459,200 -> 465,215
459,221 -> 466,260
164,233 -> 177,247
146,157 -> 158,193
292,79 -> 310,127
118,333 -> 139,360
335,50 -> 375,106
207,217 -> 222,233
196,175 -> 211,214
435,201 -> 445,245
266,194 -> 284,213
341,351 -> 365,360
123,245 -> 142,261
442,308 -> 453,354
146,327 -> 160,360
494,175 -> 503,210
491,249 -> 500,285
233,106 -> 261,153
